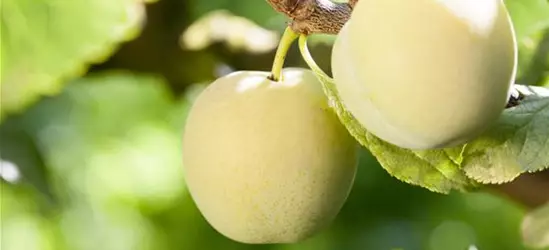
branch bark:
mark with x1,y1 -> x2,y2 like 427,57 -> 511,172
348,0 -> 358,8
491,170 -> 549,209
265,0 -> 352,34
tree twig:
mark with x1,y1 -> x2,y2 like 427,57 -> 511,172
348,0 -> 358,8
491,170 -> 549,209
265,0 -> 352,34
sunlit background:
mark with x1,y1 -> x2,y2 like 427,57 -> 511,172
1,0 -> 548,249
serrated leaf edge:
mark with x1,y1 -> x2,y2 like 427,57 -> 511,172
1,1 -> 148,118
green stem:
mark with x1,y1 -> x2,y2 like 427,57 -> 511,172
298,34 -> 334,80
269,27 -> 299,82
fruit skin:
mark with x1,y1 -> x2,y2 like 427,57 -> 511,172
182,68 -> 358,244
332,0 -> 517,149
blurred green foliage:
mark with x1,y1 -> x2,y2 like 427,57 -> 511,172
1,0 -> 549,250
0,0 -> 146,120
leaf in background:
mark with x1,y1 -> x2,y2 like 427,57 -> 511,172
0,182 -> 58,250
180,10 -> 279,53
12,72 -> 190,249
19,72 -> 183,199
189,0 -> 284,30
462,86 -> 549,184
505,0 -> 549,41
517,30 -> 549,86
0,0 -> 147,120
0,120 -> 55,204
522,202 -> 549,249
504,0 -> 549,79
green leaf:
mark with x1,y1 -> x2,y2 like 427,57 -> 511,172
364,132 -> 476,193
522,202 -> 549,249
0,0 -> 148,120
462,86 -> 549,184
299,35 -> 549,193
0,120 -> 56,204
505,0 -> 549,41
16,72 -> 187,212
504,0 -> 549,79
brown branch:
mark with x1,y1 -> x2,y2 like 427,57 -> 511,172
265,0 -> 352,34
490,170 -> 549,209
348,0 -> 358,8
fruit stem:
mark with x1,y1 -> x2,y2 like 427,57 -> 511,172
298,34 -> 333,80
269,26 -> 299,82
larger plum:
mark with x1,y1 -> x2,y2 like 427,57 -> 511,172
332,0 -> 517,149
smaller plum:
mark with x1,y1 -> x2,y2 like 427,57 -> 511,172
182,68 -> 358,244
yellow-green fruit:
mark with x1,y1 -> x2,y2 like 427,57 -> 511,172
182,68 -> 358,244
332,0 -> 517,149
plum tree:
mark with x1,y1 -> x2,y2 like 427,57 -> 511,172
183,0 -> 548,246
182,68 -> 358,243
332,0 -> 517,149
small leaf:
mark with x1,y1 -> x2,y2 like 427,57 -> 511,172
462,86 -> 549,184
522,202 -> 549,249
0,0 -> 148,119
